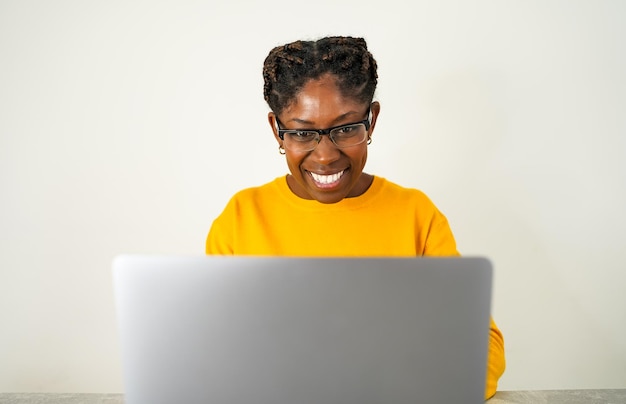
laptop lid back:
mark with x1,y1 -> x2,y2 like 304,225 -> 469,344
113,255 -> 492,404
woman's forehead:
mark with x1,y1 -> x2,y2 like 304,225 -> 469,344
282,76 -> 366,124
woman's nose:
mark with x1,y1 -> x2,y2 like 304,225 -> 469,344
311,135 -> 340,164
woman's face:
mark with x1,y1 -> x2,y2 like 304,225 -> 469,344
268,74 -> 380,204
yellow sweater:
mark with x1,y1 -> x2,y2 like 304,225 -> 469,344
207,175 -> 505,398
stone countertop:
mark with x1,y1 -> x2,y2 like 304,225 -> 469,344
0,394 -> 123,404
491,389 -> 626,403
1,390 -> 625,403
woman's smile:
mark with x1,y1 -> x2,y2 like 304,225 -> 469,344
309,169 -> 345,188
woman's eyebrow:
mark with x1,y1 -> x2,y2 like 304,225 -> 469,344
287,111 -> 361,127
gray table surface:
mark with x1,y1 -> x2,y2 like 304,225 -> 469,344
0,390 -> 625,403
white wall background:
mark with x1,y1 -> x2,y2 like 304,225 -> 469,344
1,0 -> 624,393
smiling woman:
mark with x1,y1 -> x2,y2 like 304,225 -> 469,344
205,36 -> 505,399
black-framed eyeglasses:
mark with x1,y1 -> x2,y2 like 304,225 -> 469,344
276,110 -> 371,152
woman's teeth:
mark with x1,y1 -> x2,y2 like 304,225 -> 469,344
311,170 -> 344,184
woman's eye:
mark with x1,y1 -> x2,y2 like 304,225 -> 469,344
289,131 -> 316,141
335,125 -> 358,136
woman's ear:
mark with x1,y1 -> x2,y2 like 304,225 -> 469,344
368,101 -> 381,138
268,112 -> 283,146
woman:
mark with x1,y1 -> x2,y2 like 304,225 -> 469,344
206,36 -> 505,399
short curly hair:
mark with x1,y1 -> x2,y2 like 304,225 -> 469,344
263,36 -> 378,115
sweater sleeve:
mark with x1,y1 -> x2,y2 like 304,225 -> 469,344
485,317 -> 506,399
206,197 -> 236,255
422,204 -> 506,399
423,208 -> 459,257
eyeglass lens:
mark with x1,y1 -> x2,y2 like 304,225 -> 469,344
283,123 -> 367,151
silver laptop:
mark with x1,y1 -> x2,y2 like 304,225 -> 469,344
112,255 -> 492,404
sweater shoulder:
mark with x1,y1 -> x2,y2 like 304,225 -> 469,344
226,177 -> 282,205
377,178 -> 436,206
